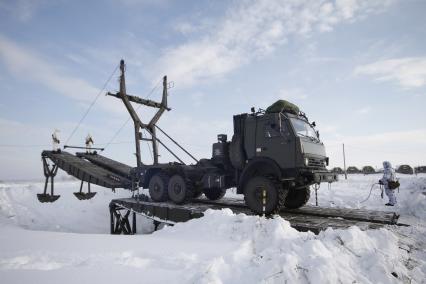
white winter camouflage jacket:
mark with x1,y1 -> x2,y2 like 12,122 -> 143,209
380,161 -> 396,187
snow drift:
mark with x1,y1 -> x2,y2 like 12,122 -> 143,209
0,175 -> 425,283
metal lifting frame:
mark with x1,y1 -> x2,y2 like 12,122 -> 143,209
107,60 -> 170,166
107,59 -> 198,167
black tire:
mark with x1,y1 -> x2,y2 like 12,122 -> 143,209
284,187 -> 311,209
204,187 -> 226,200
148,172 -> 170,202
168,174 -> 194,204
244,176 -> 286,215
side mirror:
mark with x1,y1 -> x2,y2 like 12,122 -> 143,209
312,121 -> 316,127
251,107 -> 255,113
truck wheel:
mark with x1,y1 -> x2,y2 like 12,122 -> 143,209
244,176 -> 286,215
149,172 -> 170,202
168,174 -> 194,204
204,187 -> 226,200
284,187 -> 311,209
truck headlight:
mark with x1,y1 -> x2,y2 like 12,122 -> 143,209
304,157 -> 309,166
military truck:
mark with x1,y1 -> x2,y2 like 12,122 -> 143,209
331,167 -> 344,174
142,100 -> 338,214
346,166 -> 361,174
43,61 -> 337,215
362,166 -> 376,175
396,164 -> 414,175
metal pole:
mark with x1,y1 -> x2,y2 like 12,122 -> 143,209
110,205 -> 115,234
155,125 -> 198,163
118,60 -> 142,167
156,137 -> 185,164
343,143 -> 347,180
151,126 -> 159,164
134,124 -> 142,167
132,212 -> 136,234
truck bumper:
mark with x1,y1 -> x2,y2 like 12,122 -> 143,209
312,171 -> 338,183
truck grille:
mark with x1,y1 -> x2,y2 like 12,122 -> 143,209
308,158 -> 325,169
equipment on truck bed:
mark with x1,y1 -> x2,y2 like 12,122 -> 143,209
39,60 -> 338,215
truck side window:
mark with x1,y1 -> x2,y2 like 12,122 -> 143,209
264,122 -> 282,138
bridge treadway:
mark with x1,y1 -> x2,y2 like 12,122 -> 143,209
42,151 -> 132,189
110,195 -> 402,235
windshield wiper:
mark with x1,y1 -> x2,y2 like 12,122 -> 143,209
298,133 -> 320,142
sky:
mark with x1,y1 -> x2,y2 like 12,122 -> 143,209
0,0 -> 425,180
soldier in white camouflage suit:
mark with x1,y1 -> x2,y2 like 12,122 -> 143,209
379,161 -> 397,206
85,133 -> 94,154
52,129 -> 60,152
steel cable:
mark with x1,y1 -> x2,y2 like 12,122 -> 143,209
64,64 -> 119,146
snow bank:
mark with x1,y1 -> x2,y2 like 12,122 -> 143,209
0,181 -> 154,234
0,208 -> 410,284
158,209 -> 407,283
0,176 -> 425,283
311,173 -> 426,220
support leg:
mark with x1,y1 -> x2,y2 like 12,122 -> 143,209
132,212 -> 137,234
43,176 -> 49,195
74,178 -> 96,200
153,220 -> 161,231
110,204 -> 116,234
37,157 -> 60,203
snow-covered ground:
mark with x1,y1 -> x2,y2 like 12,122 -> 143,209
0,174 -> 425,283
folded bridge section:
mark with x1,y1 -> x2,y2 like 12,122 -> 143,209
39,150 -> 134,202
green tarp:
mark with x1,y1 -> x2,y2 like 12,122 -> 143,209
265,100 -> 300,114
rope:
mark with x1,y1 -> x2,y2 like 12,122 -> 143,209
360,183 -> 380,203
64,64 -> 119,145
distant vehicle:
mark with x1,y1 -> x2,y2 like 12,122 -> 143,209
414,166 -> 426,174
346,166 -> 361,174
362,166 -> 375,175
331,167 -> 344,174
396,164 -> 414,175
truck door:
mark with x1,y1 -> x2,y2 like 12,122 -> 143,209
255,113 -> 296,169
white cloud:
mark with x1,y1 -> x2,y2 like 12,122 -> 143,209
153,0 -> 394,88
356,106 -> 371,114
0,0 -> 46,22
190,92 -> 207,107
0,35 -> 123,114
173,21 -> 199,36
354,57 -> 426,88
324,128 -> 426,168
278,88 -> 308,101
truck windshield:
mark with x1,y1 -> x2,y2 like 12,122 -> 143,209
289,117 -> 318,140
